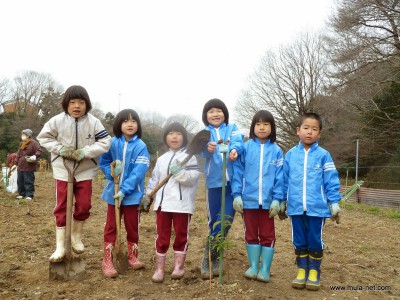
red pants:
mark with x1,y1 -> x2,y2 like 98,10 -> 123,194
243,208 -> 275,247
54,179 -> 92,227
155,208 -> 191,255
104,204 -> 140,244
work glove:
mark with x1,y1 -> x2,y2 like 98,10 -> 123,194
219,143 -> 229,153
113,191 -> 125,208
269,200 -> 280,218
233,196 -> 243,214
278,201 -> 288,220
138,195 -> 152,212
59,147 -> 74,159
72,149 -> 85,162
169,159 -> 182,175
330,203 -> 341,224
25,155 -> 36,163
114,160 -> 123,176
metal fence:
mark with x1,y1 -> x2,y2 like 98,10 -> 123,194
340,186 -> 400,210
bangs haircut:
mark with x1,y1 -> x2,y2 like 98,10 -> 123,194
202,98 -> 229,126
163,122 -> 188,147
298,112 -> 323,130
249,110 -> 276,142
61,85 -> 92,114
113,109 -> 142,138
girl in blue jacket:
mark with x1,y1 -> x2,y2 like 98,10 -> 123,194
99,109 -> 150,277
199,98 -> 244,278
231,110 -> 284,283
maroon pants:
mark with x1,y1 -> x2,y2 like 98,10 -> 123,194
243,208 -> 276,247
104,204 -> 140,244
155,208 -> 191,255
54,179 -> 92,227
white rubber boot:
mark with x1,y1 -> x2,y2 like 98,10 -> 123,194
49,227 -> 66,262
71,220 -> 85,254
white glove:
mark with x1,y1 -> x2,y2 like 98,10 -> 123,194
26,155 -> 36,162
269,200 -> 280,218
233,196 -> 243,213
330,203 -> 341,224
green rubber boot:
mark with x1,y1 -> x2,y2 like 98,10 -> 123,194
256,246 -> 274,282
244,244 -> 261,279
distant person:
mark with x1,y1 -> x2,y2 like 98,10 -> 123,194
99,109 -> 150,278
14,129 -> 42,200
7,151 -> 17,168
199,98 -> 244,279
283,112 -> 341,291
231,110 -> 285,283
37,85 -> 111,263
141,122 -> 200,283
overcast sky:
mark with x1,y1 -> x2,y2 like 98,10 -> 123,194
0,0 -> 334,125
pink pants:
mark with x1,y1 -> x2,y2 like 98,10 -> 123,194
243,208 -> 276,247
104,204 -> 140,244
155,208 -> 191,255
54,179 -> 92,227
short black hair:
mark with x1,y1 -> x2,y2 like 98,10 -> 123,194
249,110 -> 276,143
298,112 -> 323,130
61,85 -> 92,114
202,98 -> 229,126
113,109 -> 142,138
163,122 -> 188,147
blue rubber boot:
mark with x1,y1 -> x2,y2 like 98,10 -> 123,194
256,246 -> 274,282
306,251 -> 323,291
244,244 -> 261,279
292,249 -> 308,289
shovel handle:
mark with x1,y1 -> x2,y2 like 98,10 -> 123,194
110,161 -> 122,247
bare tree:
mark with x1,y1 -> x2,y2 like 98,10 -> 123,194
11,70 -> 63,114
325,0 -> 400,86
0,78 -> 10,107
164,113 -> 201,134
235,33 -> 329,149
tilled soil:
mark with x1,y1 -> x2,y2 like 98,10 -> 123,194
0,172 -> 399,299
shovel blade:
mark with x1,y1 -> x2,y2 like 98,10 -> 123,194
49,256 -> 86,281
112,246 -> 128,274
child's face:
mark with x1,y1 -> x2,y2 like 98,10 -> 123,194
254,120 -> 271,143
67,99 -> 86,119
296,118 -> 321,149
166,131 -> 184,152
121,117 -> 138,140
207,108 -> 225,128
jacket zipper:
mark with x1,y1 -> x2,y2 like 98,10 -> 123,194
258,143 -> 264,205
160,153 -> 176,207
302,149 -> 309,211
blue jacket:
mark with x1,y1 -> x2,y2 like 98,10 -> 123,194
231,138 -> 284,209
100,135 -> 150,206
200,123 -> 244,189
284,141 -> 341,217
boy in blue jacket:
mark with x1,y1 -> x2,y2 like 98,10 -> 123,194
283,112 -> 341,291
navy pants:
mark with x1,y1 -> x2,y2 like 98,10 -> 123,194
17,171 -> 35,198
290,213 -> 325,252
207,183 -> 235,237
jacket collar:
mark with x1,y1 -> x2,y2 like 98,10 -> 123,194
297,140 -> 319,151
207,122 -> 227,131
254,138 -> 271,145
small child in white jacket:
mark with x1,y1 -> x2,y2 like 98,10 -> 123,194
145,122 -> 200,283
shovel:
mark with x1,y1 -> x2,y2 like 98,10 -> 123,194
49,159 -> 85,281
110,161 -> 128,274
145,129 -> 210,209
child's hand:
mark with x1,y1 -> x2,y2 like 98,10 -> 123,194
114,160 -> 123,176
72,149 -> 85,162
278,201 -> 288,220
330,203 -> 341,224
233,196 -> 243,214
59,147 -> 74,160
269,200 -> 280,218
138,195 -> 152,212
113,191 -> 125,208
218,143 -> 229,153
207,142 -> 217,153
169,159 -> 182,175
228,149 -> 238,161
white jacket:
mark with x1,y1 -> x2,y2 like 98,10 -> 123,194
146,148 -> 200,214
37,112 -> 111,181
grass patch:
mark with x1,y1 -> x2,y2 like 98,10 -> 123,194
341,201 -> 400,219
388,212 -> 400,219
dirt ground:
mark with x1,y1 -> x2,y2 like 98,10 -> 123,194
0,172 -> 399,300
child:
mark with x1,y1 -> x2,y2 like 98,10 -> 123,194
231,110 -> 284,283
14,129 -> 42,200
283,112 -> 341,291
144,122 -> 200,283
199,98 -> 244,278
37,85 -> 111,262
99,109 -> 150,277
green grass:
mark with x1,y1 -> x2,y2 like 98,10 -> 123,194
341,201 -> 400,219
